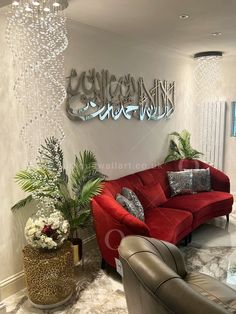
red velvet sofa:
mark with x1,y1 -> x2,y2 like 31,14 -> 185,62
92,159 -> 233,268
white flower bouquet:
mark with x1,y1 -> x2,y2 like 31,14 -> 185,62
25,210 -> 70,250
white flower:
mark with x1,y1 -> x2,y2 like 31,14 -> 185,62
24,210 -> 69,250
35,231 -> 41,238
34,219 -> 44,228
28,228 -> 36,236
52,221 -> 60,229
26,218 -> 33,226
61,221 -> 69,233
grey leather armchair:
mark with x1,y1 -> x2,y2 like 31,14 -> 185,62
118,236 -> 236,314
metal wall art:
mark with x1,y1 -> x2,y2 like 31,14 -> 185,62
66,69 -> 175,122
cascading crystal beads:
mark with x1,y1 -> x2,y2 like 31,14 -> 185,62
6,0 -> 68,165
194,53 -> 223,104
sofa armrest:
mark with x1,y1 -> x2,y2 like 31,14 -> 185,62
94,195 -> 150,236
197,160 -> 230,192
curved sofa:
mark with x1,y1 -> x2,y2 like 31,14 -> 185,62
119,236 -> 236,314
92,159 -> 233,268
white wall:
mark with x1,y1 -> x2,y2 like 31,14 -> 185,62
63,21 -> 194,178
0,15 -> 193,293
0,13 -> 30,298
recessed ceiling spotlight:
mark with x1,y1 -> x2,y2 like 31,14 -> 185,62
179,14 -> 189,19
211,32 -> 222,36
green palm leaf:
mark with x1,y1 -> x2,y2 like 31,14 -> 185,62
15,168 -> 60,199
164,130 -> 203,163
71,151 -> 105,196
70,210 -> 91,230
12,138 -> 105,233
79,178 -> 104,208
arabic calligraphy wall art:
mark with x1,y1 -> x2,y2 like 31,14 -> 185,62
66,68 -> 175,122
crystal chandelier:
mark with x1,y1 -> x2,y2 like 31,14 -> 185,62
194,51 -> 223,104
193,51 -> 225,170
6,0 -> 68,164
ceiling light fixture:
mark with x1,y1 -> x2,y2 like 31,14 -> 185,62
194,51 -> 223,59
7,0 -> 68,164
179,14 -> 189,19
193,51 -> 223,103
193,51 -> 224,170
211,32 -> 222,37
11,0 -> 68,12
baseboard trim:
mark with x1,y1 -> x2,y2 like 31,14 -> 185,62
0,235 -> 97,301
0,271 -> 25,301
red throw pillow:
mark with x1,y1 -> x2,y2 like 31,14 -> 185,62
135,183 -> 167,210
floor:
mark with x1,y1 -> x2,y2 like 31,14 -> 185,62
3,206 -> 236,313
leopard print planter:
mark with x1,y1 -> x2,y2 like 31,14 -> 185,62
23,241 -> 75,308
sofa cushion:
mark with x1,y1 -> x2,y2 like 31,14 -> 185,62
121,187 -> 144,215
116,193 -> 144,221
144,207 -> 193,244
135,182 -> 167,210
167,170 -> 193,196
192,168 -> 211,192
102,174 -> 142,197
161,191 -> 234,228
136,167 -> 170,197
94,195 -> 150,235
162,159 -> 230,193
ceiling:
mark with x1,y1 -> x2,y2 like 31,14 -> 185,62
65,0 -> 236,57
1,0 -> 235,56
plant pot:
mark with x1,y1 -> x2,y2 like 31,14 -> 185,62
69,238 -> 83,266
23,241 -> 75,308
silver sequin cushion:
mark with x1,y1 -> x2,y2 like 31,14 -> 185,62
116,193 -> 144,221
167,170 -> 193,197
192,168 -> 211,192
121,187 -> 144,214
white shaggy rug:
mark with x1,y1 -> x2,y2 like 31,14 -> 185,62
4,245 -> 236,313
4,271 -> 127,314
67,272 -> 127,314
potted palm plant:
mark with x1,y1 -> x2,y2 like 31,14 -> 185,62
12,137 -> 105,264
164,130 -> 203,163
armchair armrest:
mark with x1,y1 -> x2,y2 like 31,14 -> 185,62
157,278 -> 229,314
119,236 -> 228,314
119,236 -> 187,277
197,160 -> 230,192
